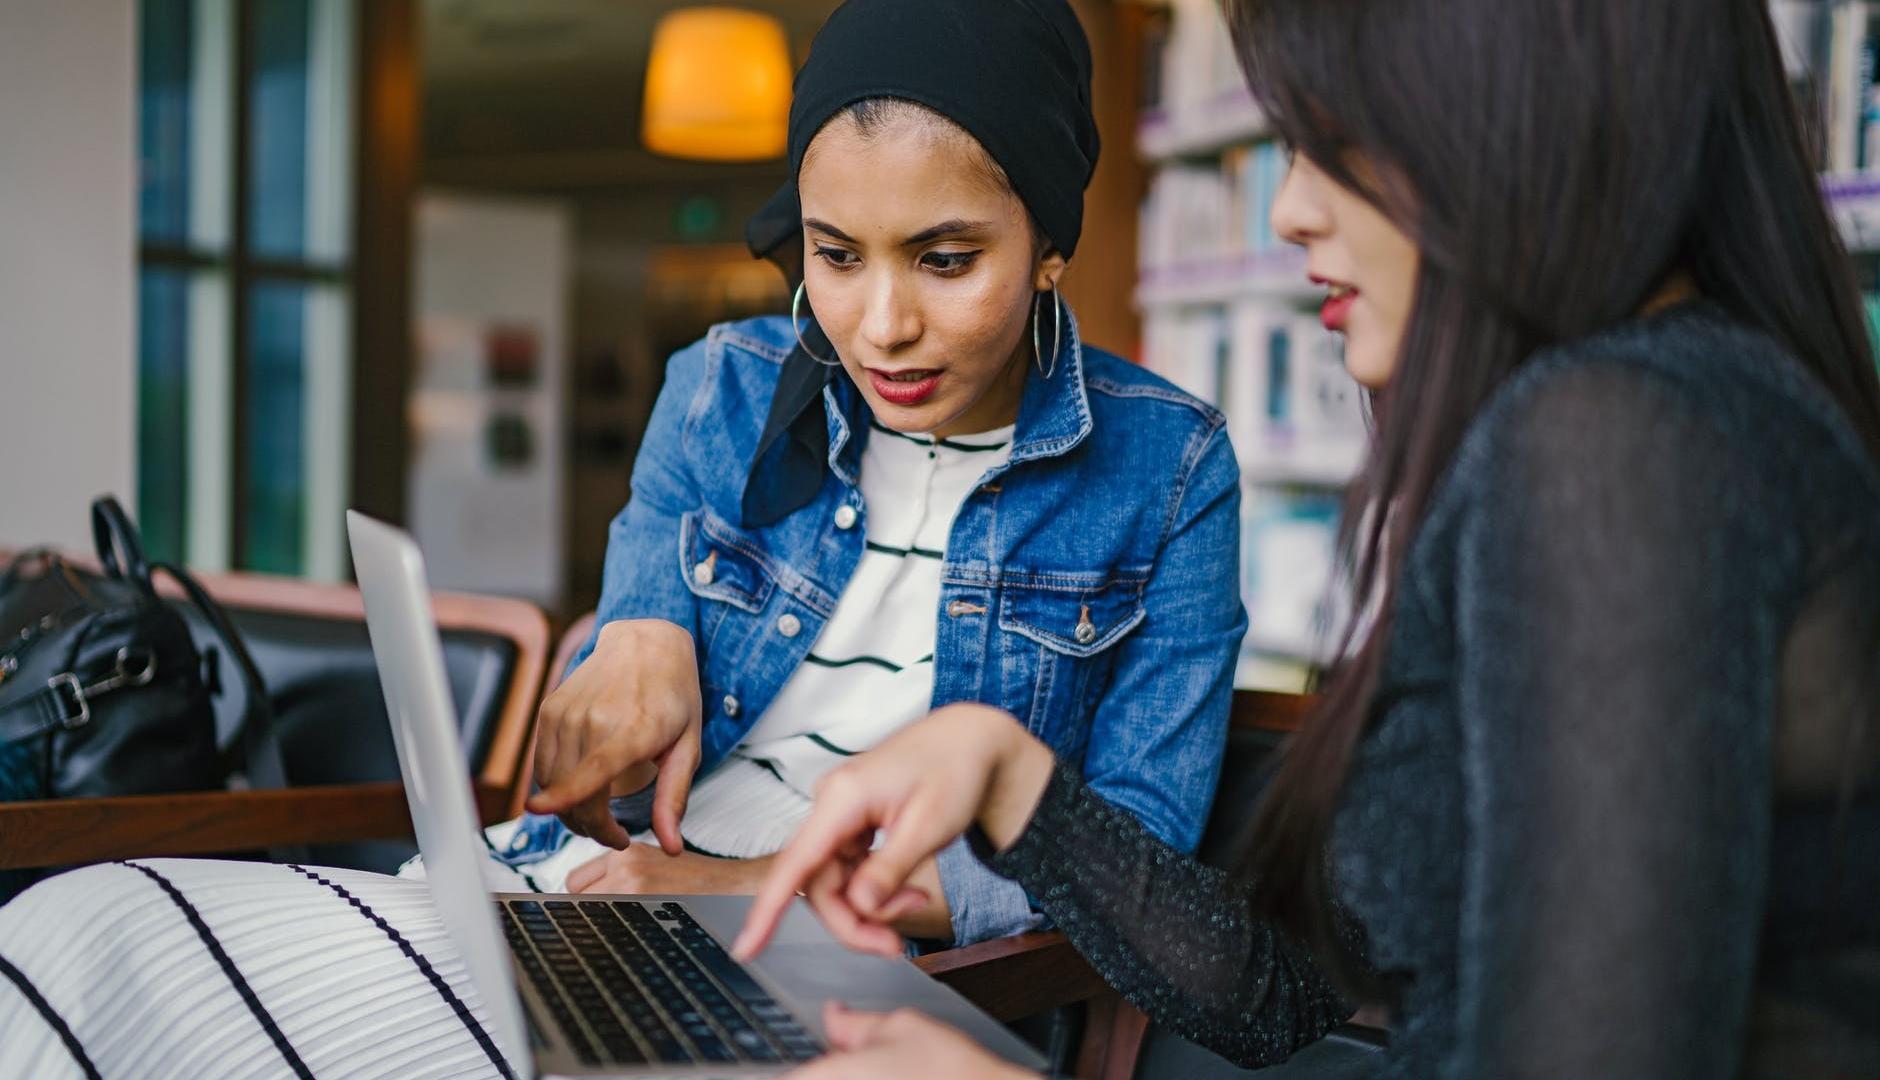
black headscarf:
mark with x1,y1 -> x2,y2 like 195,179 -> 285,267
739,0 -> 1100,527
747,0 -> 1100,274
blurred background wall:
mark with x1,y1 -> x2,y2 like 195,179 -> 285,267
0,0 -> 138,553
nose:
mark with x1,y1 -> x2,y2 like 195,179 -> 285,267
859,270 -> 922,354
1270,155 -> 1331,248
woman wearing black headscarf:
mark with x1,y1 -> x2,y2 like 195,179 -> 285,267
495,0 -> 1242,950
0,3 -> 1253,1076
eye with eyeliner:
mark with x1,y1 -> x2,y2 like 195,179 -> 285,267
813,245 -> 859,270
922,250 -> 982,275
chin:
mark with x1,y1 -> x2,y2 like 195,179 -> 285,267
868,398 -> 943,432
1343,341 -> 1396,390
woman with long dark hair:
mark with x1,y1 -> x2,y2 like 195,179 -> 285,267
737,1 -> 1880,1075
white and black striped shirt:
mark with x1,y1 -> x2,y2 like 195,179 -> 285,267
679,420 -> 1013,859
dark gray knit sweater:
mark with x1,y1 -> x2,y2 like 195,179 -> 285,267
985,302 -> 1880,1078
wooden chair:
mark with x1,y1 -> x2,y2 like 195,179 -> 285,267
0,560 -> 550,872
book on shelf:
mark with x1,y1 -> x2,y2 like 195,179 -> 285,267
1773,1 -> 1830,162
1151,0 -> 1248,123
1141,305 -> 1361,671
1775,0 -> 1880,173
1231,306 -> 1366,462
1829,1 -> 1880,171
1144,303 -> 1367,486
1139,142 -> 1292,277
1241,488 -> 1341,666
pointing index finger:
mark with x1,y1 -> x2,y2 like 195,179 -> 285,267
733,798 -> 877,960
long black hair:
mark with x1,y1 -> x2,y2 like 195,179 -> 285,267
1225,0 -> 1880,979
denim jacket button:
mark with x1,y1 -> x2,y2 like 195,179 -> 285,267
723,694 -> 740,718
692,552 -> 717,587
777,613 -> 802,638
834,504 -> 858,530
1074,605 -> 1097,644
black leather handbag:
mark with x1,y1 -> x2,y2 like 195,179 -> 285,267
0,497 -> 291,900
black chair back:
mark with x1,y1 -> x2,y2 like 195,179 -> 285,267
173,602 -> 519,872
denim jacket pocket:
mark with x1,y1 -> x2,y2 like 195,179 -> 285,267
680,510 -> 777,614
998,573 -> 1148,656
997,573 -> 1148,747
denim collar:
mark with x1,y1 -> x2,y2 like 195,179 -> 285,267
739,306 -> 1093,528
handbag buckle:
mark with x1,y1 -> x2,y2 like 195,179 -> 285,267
46,672 -> 90,729
46,649 -> 158,731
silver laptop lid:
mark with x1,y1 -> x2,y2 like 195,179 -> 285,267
347,510 -> 531,1075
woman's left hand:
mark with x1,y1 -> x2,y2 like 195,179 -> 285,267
566,846 -> 769,895
783,1003 -> 1039,1079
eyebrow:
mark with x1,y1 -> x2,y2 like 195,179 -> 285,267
803,217 -> 995,247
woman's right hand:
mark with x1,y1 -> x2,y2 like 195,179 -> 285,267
524,619 -> 702,853
734,703 -> 1055,961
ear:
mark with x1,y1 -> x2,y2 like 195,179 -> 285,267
1034,250 -> 1068,293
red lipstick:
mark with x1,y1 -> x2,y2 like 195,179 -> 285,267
1311,275 -> 1359,333
868,369 -> 943,406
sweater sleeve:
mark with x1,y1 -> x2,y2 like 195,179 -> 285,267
977,759 -> 1352,1069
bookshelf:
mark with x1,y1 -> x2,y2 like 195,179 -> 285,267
1828,172 -> 1880,251
1137,86 -> 1268,162
1133,1 -> 1880,693
1133,0 -> 1354,691
1136,249 -> 1314,307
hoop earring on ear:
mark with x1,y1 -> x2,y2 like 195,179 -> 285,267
793,281 -> 842,366
1032,284 -> 1063,380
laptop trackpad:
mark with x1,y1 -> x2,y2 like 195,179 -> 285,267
757,943 -> 1036,1059
681,895 -> 1046,1068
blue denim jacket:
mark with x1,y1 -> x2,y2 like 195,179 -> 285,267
559,308 -> 1245,944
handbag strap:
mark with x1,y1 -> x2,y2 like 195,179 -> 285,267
150,562 -> 290,793
0,642 -> 158,741
0,679 -> 92,744
91,497 -> 154,595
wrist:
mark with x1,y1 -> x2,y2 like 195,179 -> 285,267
977,712 -> 1053,852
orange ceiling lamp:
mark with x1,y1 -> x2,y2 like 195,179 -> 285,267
642,7 -> 793,162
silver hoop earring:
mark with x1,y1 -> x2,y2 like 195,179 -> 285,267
793,282 -> 841,366
1032,285 -> 1063,380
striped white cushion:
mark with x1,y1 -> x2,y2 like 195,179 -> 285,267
0,859 -> 511,1080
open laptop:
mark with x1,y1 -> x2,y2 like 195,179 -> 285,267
346,510 -> 1046,1079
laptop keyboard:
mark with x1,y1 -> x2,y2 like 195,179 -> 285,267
499,897 -> 825,1067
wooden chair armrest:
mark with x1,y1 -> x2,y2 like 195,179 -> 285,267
913,931 -> 1110,1022
0,781 -> 510,870
1230,689 -> 1319,734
